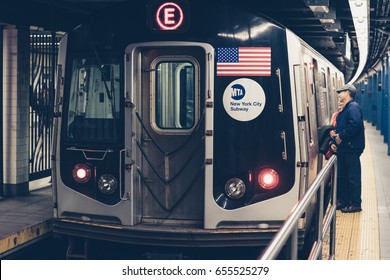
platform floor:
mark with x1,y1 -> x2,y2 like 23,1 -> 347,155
330,123 -> 390,260
366,123 -> 390,260
1,123 -> 390,259
334,122 -> 379,259
0,180 -> 52,257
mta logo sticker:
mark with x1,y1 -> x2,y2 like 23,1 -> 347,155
231,84 -> 245,100
223,78 -> 266,122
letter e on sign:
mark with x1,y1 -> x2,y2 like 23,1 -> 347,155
156,2 -> 184,30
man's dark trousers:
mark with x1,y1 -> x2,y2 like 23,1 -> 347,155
337,152 -> 362,206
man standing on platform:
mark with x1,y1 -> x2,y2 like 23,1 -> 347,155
330,84 -> 365,213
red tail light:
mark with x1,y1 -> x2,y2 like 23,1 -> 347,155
258,168 -> 279,190
72,164 -> 91,183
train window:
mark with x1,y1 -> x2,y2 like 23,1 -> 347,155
66,56 -> 121,142
320,72 -> 326,88
304,67 -> 314,146
154,60 -> 196,130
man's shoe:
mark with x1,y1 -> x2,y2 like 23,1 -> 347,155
336,202 -> 348,210
340,205 -> 362,213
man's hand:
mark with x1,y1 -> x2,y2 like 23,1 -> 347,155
335,134 -> 342,145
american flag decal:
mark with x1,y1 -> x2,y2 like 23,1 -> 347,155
216,47 -> 271,76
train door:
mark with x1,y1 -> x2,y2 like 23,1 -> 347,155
124,43 -> 212,225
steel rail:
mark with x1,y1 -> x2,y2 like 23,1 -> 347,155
259,155 -> 337,260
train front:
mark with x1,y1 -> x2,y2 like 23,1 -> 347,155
52,0 -> 300,248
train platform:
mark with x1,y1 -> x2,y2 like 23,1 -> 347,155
1,123 -> 390,259
364,123 -> 390,259
0,178 -> 52,258
331,122 -> 390,260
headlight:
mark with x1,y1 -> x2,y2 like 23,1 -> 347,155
72,164 -> 91,183
98,174 -> 117,194
225,178 -> 246,199
258,168 -> 279,190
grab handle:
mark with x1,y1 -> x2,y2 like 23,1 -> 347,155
281,131 -> 287,160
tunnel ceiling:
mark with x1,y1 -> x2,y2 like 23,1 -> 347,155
0,0 -> 389,82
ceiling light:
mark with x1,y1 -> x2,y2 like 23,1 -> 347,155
320,19 -> 335,24
309,6 -> 329,13
348,0 -> 369,84
304,0 -> 330,14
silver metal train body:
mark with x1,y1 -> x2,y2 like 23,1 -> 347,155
52,0 -> 344,248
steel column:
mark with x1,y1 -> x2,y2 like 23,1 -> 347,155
0,26 -> 3,198
355,82 -> 363,106
360,81 -> 368,118
384,53 -> 389,144
372,74 -> 378,126
387,52 -> 390,154
377,71 -> 382,131
366,75 -> 374,124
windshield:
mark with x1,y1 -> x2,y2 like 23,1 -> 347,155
65,56 -> 121,142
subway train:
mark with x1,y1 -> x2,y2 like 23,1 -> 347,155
51,0 -> 343,255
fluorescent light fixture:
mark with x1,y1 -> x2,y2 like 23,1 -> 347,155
320,18 -> 335,24
309,6 -> 329,13
345,33 -> 351,60
323,20 -> 341,31
304,0 -> 330,13
348,0 -> 369,84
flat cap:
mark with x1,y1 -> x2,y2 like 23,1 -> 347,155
336,84 -> 357,94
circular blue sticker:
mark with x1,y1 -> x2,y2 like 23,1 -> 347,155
230,84 -> 246,100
